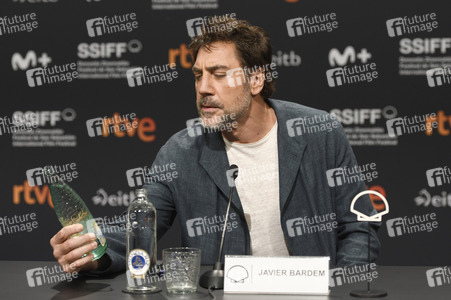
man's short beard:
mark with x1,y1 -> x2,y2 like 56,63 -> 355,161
199,84 -> 251,130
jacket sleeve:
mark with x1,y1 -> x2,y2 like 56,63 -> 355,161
328,123 -> 381,266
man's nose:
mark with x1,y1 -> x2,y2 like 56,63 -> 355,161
197,75 -> 214,96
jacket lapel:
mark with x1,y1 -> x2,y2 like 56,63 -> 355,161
198,132 -> 244,213
270,100 -> 308,212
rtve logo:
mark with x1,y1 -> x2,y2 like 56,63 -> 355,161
13,181 -> 53,208
86,113 -> 156,142
168,43 -> 193,69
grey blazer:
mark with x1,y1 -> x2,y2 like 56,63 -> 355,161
101,99 -> 380,274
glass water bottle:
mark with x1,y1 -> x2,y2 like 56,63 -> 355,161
123,188 -> 160,294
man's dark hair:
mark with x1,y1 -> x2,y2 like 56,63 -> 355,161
188,17 -> 275,99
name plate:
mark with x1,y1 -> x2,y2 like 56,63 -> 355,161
224,255 -> 330,295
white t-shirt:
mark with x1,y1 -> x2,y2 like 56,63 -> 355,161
223,121 -> 290,256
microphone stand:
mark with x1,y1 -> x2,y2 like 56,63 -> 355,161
199,167 -> 237,289
350,222 -> 387,298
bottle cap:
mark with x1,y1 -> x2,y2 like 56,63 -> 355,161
135,189 -> 147,198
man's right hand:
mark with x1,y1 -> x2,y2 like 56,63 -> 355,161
50,224 -> 100,273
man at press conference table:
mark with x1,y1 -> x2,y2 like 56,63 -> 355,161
50,17 -> 380,275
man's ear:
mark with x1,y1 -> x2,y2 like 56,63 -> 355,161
249,70 -> 265,96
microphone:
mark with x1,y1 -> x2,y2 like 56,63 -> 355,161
199,164 -> 239,289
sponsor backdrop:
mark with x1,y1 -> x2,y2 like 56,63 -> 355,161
0,0 -> 450,269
